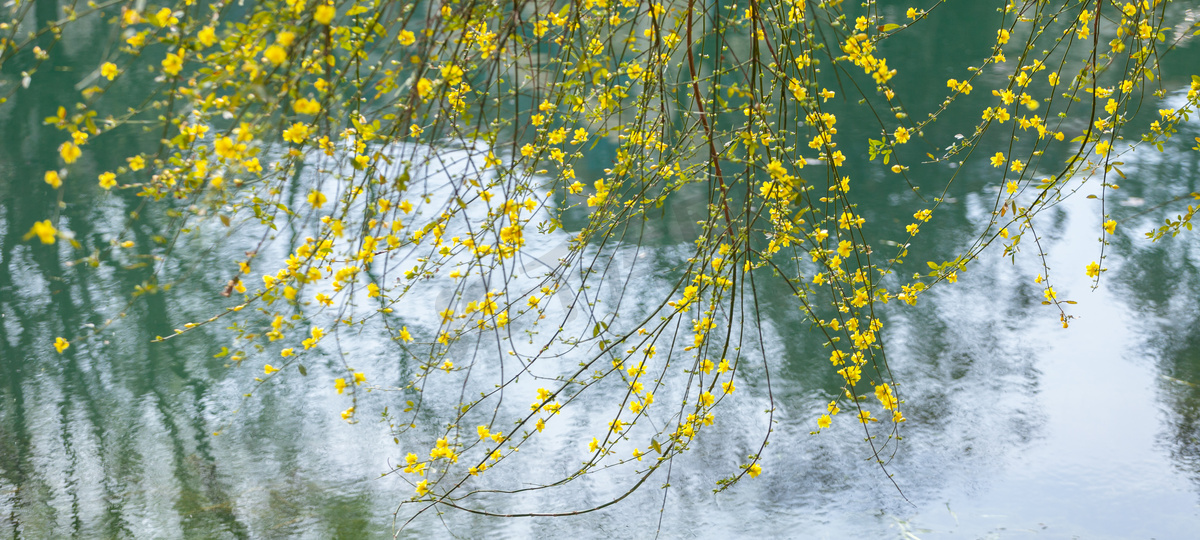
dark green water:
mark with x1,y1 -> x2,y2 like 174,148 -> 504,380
2,1 -> 1200,538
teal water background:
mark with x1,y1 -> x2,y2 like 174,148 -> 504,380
2,1 -> 1200,538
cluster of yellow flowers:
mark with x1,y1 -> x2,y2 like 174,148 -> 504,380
18,0 -> 1200,519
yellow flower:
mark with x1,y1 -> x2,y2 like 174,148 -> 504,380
1085,261 -> 1100,278
874,383 -> 897,410
314,4 -> 335,25
400,326 -> 414,342
198,26 -> 217,47
275,31 -> 295,47
1103,219 -> 1116,234
264,364 -> 280,374
398,29 -> 415,45
766,159 -> 787,180
416,77 -> 432,98
817,414 -> 832,428
335,378 -> 347,394
214,136 -> 241,160
341,406 -> 354,420
128,155 -> 146,171
25,220 -> 57,244
307,190 -> 327,208
990,152 -> 1006,168
441,64 -> 464,86
263,45 -> 287,65
44,170 -> 62,189
100,62 -> 119,80
54,337 -> 70,354
98,172 -> 117,189
747,463 -> 762,478
831,150 -> 846,167
906,7 -> 919,19
894,126 -> 910,144
281,348 -> 294,357
152,7 -> 176,27
294,98 -> 320,115
161,52 -> 184,76
354,372 -> 366,384
282,122 -> 310,144
59,142 -> 81,164
837,240 -> 853,258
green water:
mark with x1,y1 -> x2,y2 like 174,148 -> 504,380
2,1 -> 1200,538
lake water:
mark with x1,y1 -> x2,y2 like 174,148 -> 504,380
2,1 -> 1200,538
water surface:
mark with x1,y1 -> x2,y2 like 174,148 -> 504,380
2,1 -> 1200,538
